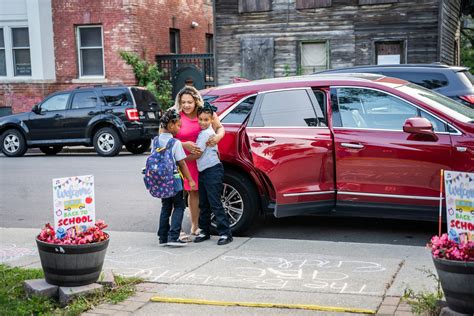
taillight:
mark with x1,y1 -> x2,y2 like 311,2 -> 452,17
459,95 -> 474,104
125,108 -> 139,121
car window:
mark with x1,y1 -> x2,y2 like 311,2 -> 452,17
384,71 -> 448,89
419,110 -> 447,133
457,70 -> 474,86
102,89 -> 131,106
311,90 -> 327,126
131,88 -> 157,107
222,96 -> 256,124
71,91 -> 98,109
252,89 -> 318,127
41,93 -> 70,111
336,88 -> 417,130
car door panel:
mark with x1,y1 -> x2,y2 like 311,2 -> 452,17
65,90 -> 103,139
245,88 -> 335,217
331,87 -> 453,215
27,93 -> 70,141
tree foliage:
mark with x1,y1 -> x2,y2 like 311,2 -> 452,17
119,51 -> 173,109
461,16 -> 474,74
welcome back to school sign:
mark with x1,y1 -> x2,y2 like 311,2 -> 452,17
445,171 -> 474,243
53,175 -> 95,233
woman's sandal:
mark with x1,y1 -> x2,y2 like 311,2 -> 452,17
179,231 -> 192,242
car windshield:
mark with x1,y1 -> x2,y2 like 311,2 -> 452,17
397,83 -> 474,122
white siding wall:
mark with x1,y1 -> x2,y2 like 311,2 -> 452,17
0,0 -> 55,81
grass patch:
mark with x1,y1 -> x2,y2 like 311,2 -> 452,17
402,269 -> 444,316
0,264 -> 143,316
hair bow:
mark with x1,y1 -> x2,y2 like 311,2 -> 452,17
202,101 -> 217,113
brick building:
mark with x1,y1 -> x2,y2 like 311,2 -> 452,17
0,0 -> 213,114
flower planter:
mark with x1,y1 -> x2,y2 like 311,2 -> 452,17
432,256 -> 474,314
36,234 -> 109,287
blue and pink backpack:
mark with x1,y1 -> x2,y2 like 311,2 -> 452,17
143,137 -> 178,199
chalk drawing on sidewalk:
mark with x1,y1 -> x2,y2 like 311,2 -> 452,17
0,244 -> 37,263
104,251 -> 389,295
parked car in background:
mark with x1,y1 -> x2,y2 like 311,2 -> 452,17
316,64 -> 474,108
0,86 -> 161,157
201,74 -> 474,234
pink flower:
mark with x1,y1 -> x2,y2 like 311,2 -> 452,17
38,220 -> 109,245
427,233 -> 474,262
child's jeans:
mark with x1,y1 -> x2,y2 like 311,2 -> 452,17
198,163 -> 231,237
158,190 -> 185,242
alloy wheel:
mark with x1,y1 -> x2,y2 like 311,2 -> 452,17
212,183 -> 244,228
3,134 -> 20,153
98,133 -> 115,153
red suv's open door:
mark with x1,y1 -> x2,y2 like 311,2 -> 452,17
245,88 -> 335,217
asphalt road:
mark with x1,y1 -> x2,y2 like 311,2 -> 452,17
0,151 -> 435,247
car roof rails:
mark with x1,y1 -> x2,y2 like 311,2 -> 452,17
74,84 -> 126,90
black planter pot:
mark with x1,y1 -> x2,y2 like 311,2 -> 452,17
433,256 -> 474,314
36,235 -> 109,287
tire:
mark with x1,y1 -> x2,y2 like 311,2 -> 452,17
93,127 -> 123,157
211,169 -> 260,236
1,129 -> 27,157
125,139 -> 151,154
39,146 -> 63,155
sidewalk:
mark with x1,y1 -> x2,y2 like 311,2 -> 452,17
1,228 -> 436,315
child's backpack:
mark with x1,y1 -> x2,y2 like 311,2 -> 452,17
143,137 -> 177,199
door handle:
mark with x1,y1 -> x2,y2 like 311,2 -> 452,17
88,111 -> 97,115
254,137 -> 276,143
341,142 -> 364,149
54,114 -> 62,118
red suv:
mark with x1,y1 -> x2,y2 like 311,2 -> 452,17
202,74 -> 474,234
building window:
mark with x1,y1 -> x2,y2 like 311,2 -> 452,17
0,28 -> 5,76
359,0 -> 398,4
77,26 -> 104,77
170,28 -> 180,54
296,0 -> 332,9
239,0 -> 272,13
300,42 -> 329,75
206,33 -> 213,53
375,41 -> 405,65
12,27 -> 31,76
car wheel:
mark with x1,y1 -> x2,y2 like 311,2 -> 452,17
125,139 -> 151,154
39,146 -> 63,155
211,170 -> 259,236
93,127 -> 123,157
1,129 -> 27,157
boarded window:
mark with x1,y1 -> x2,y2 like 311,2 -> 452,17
375,41 -> 404,65
359,0 -> 398,4
296,0 -> 331,9
300,42 -> 328,74
239,0 -> 272,13
241,38 -> 274,80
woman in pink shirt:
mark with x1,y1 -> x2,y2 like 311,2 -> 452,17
173,86 -> 225,236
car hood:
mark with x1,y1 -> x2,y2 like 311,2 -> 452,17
0,112 -> 30,123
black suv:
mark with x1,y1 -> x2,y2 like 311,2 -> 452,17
0,86 -> 161,157
317,64 -> 474,108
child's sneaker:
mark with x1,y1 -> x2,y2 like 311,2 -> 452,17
217,235 -> 233,246
167,239 -> 187,247
159,240 -> 168,247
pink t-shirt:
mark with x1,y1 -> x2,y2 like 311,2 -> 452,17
175,112 -> 201,190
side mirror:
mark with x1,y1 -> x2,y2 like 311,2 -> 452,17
32,104 -> 40,114
403,117 -> 438,141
